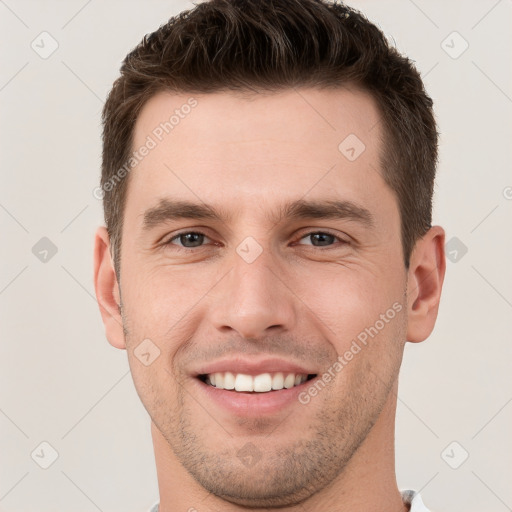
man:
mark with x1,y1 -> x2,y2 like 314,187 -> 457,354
93,0 -> 445,510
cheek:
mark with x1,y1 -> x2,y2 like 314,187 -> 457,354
122,264 -> 208,332
128,360 -> 183,428
120,265 -> 215,387
295,264 -> 405,343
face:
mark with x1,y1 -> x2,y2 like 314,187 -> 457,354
107,88 -> 411,506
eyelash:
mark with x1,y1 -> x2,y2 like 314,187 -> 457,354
163,230 -> 349,252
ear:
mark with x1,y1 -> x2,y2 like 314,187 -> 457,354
406,225 -> 446,343
93,226 -> 126,349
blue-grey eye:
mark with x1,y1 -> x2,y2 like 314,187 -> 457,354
169,232 -> 209,248
299,232 -> 338,247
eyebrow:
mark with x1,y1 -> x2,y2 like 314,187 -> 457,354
141,197 -> 375,231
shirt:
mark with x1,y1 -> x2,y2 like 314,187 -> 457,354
148,489 -> 431,511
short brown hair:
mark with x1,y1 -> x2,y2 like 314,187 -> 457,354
101,0 -> 437,278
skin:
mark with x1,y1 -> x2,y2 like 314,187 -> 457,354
94,87 -> 445,511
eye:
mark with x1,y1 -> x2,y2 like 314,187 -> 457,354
162,229 -> 348,253
165,231 -> 212,250
295,231 -> 348,248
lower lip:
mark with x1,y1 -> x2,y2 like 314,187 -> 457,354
193,377 -> 315,416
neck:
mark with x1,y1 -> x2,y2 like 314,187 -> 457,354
152,380 -> 407,512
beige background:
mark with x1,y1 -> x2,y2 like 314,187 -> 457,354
1,1 -> 511,511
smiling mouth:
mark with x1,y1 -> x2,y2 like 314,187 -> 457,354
198,372 -> 317,393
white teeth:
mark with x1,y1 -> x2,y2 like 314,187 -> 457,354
284,374 -> 295,389
223,371 -> 235,390
253,373 -> 272,392
271,372 -> 284,390
234,373 -> 254,392
205,371 -> 310,392
213,372 -> 224,388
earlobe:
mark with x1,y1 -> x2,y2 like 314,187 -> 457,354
93,226 -> 126,350
406,226 -> 446,343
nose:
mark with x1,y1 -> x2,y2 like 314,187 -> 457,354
209,245 -> 298,340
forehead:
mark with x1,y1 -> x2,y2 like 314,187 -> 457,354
125,87 -> 396,231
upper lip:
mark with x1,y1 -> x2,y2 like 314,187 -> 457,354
193,357 -> 317,377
